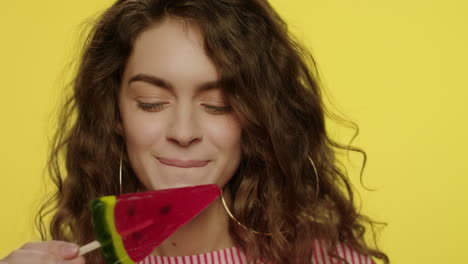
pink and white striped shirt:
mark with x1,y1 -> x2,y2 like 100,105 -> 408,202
137,240 -> 375,264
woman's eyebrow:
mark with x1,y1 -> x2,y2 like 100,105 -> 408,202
128,73 -> 222,92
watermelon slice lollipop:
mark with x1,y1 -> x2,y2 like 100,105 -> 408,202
80,184 -> 221,264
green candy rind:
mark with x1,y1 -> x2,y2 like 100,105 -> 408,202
91,196 -> 134,264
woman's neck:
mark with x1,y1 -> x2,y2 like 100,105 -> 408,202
151,195 -> 235,257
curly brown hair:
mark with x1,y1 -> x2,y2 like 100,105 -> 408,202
36,0 -> 389,263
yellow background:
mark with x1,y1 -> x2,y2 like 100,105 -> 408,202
1,0 -> 467,263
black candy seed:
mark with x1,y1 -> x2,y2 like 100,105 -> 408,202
159,205 -> 171,215
126,205 -> 136,216
132,231 -> 142,241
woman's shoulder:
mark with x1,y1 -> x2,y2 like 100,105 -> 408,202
312,239 -> 375,264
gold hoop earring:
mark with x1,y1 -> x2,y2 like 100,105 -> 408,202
220,189 -> 271,236
119,147 -> 123,195
220,156 -> 319,234
300,156 -> 323,223
307,156 -> 320,200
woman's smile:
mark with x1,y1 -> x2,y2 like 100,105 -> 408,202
156,157 -> 210,168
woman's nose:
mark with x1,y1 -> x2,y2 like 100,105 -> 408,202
165,104 -> 202,147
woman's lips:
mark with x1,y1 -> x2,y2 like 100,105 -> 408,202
157,157 -> 210,168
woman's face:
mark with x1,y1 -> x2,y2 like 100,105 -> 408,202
118,18 -> 242,190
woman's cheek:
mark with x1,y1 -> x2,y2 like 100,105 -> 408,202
125,110 -> 166,148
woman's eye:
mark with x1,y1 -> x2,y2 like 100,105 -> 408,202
137,101 -> 167,112
202,104 -> 232,114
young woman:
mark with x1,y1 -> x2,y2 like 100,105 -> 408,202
1,0 -> 389,263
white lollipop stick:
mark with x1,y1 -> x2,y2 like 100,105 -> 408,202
78,219 -> 154,256
79,240 -> 101,256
